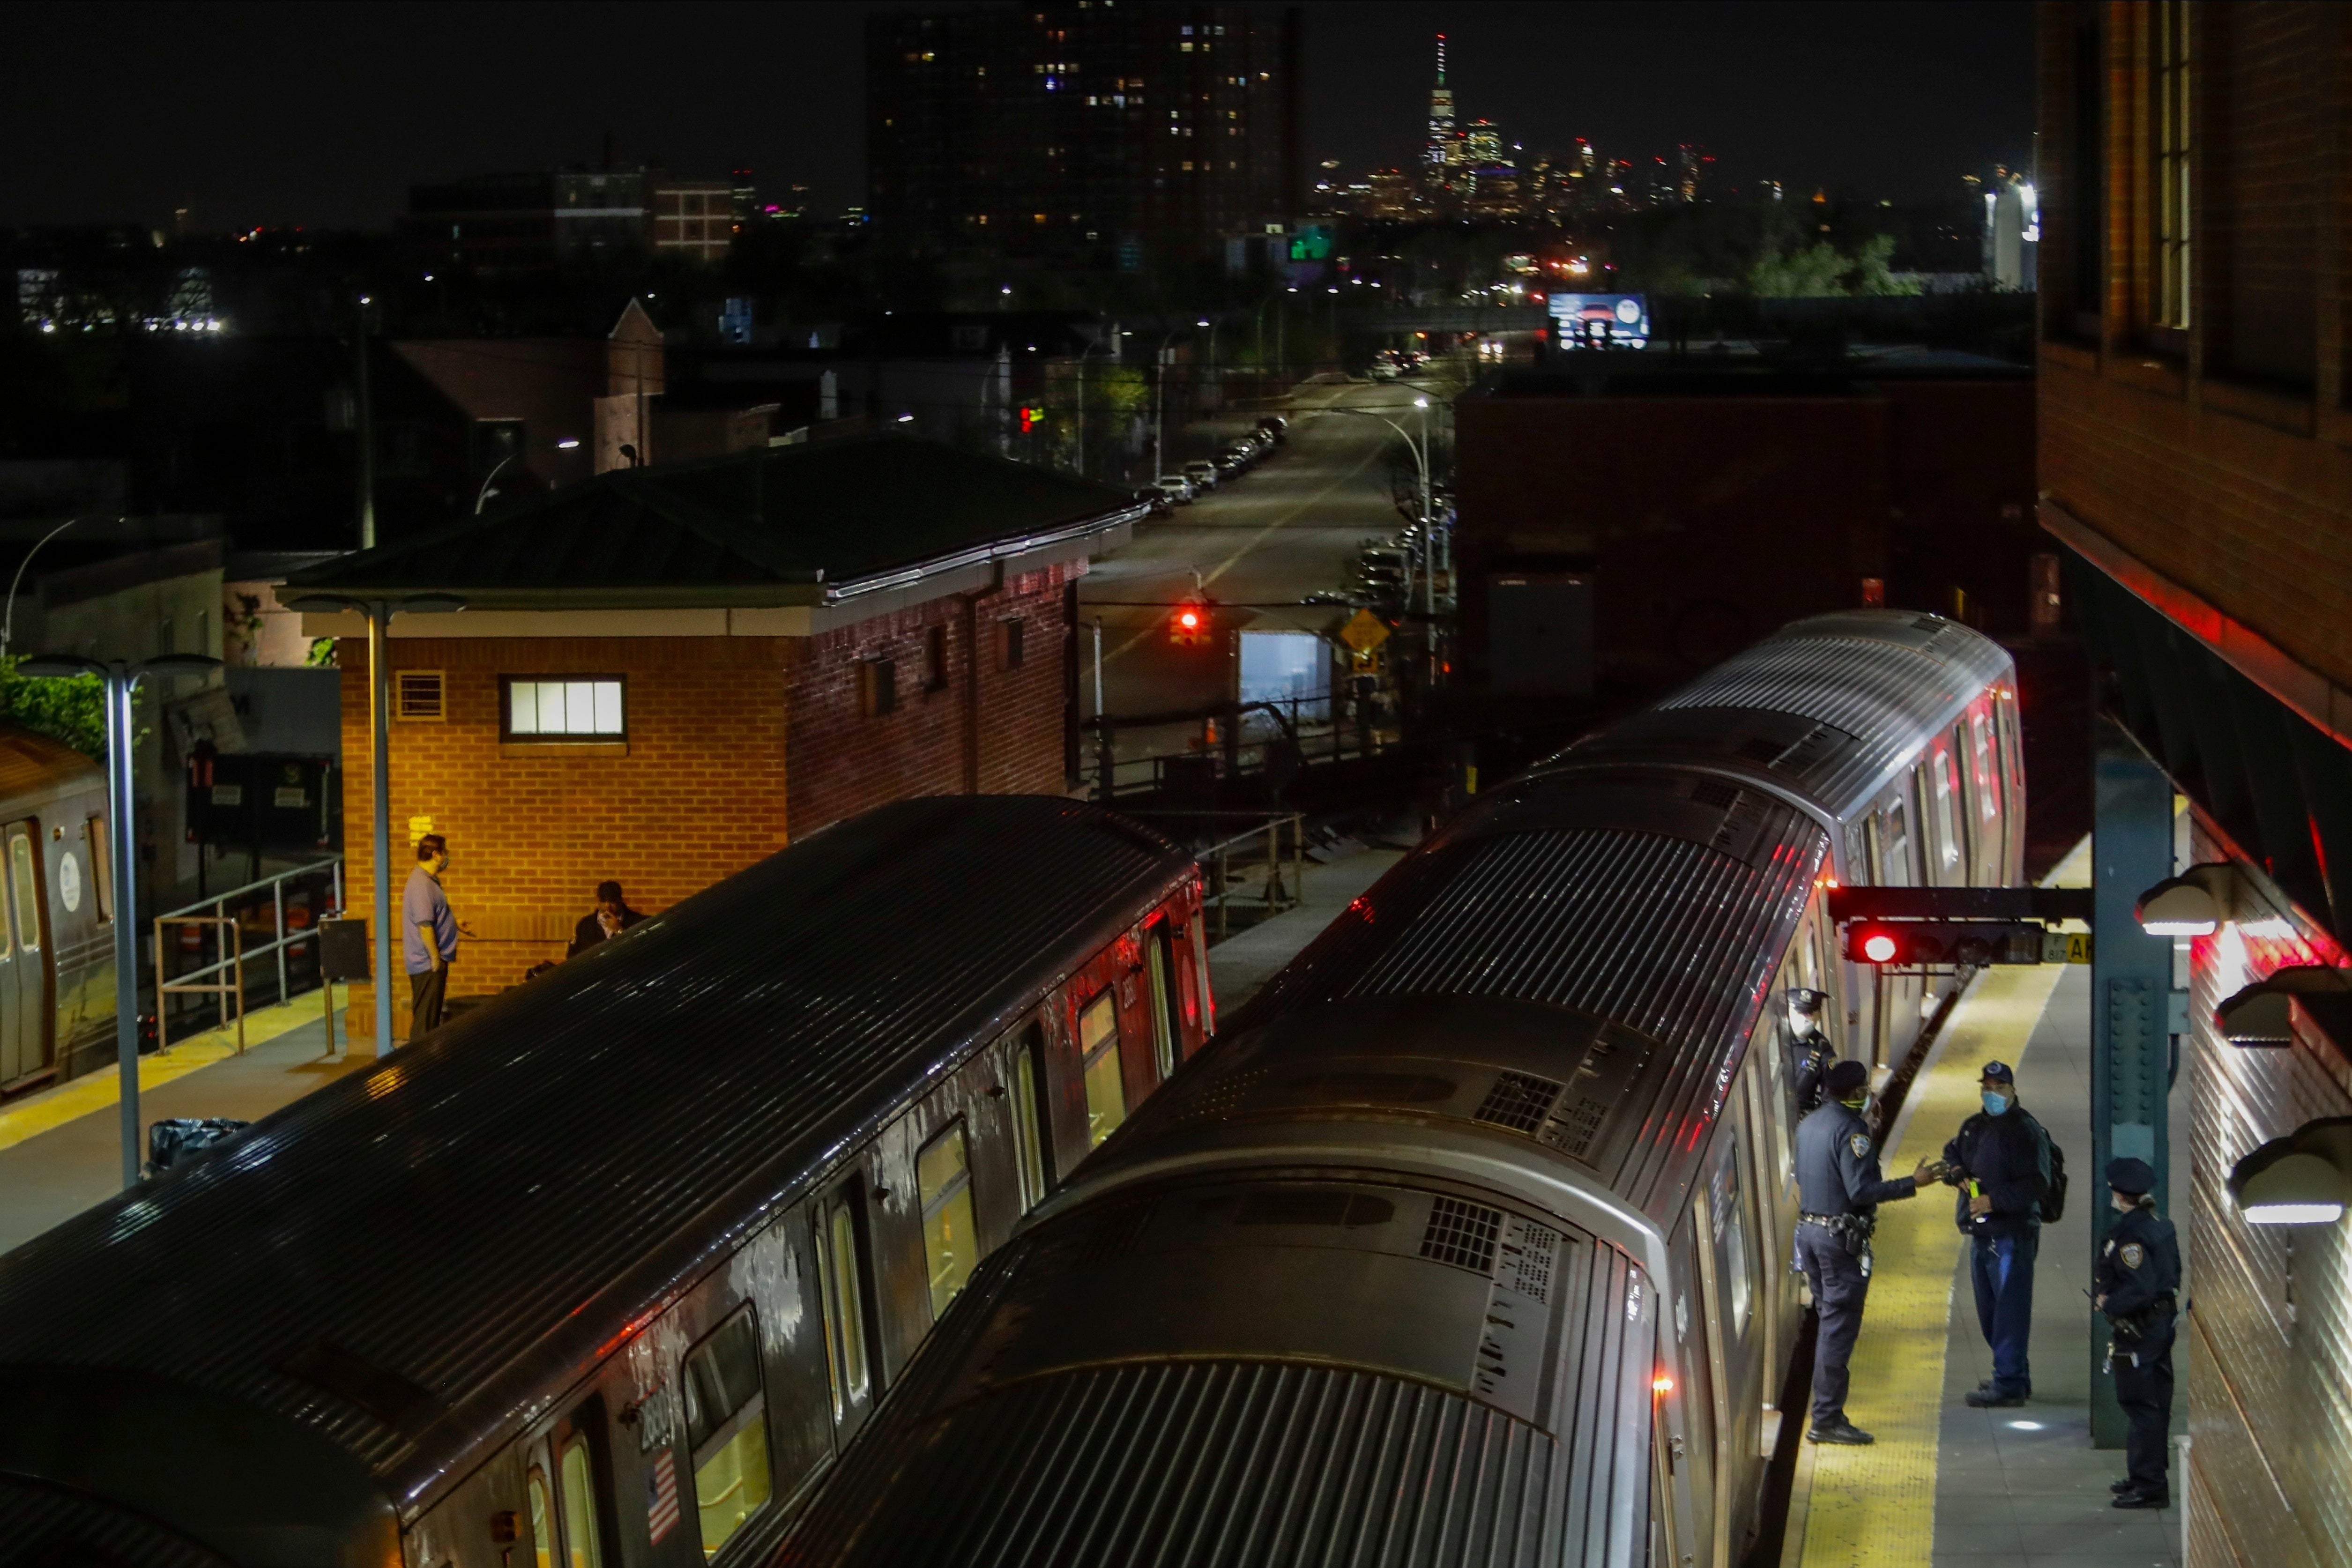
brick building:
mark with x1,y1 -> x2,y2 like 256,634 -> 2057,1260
2037,4 -> 2352,1561
1453,351 -> 2037,694
285,435 -> 1142,1039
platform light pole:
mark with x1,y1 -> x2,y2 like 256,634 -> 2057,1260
21,652 -> 221,1187
283,593 -> 466,1056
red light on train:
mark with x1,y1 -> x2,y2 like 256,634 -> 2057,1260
1652,1373 -> 1675,1395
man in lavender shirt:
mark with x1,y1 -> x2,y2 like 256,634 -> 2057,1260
403,834 -> 459,1040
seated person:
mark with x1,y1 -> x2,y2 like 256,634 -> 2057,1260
568,880 -> 646,957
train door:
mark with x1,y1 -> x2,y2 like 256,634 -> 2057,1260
529,1402 -> 614,1568
1003,1023 -> 1056,1214
812,1185 -> 881,1446
1921,746 -> 1965,886
1963,702 -> 2003,885
1997,691 -> 2026,881
1694,1117 -> 1765,1557
8,823 -> 48,1076
1145,922 -> 1182,1083
1667,1223 -> 1717,1565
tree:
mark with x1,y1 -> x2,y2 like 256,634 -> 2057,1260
0,658 -> 113,759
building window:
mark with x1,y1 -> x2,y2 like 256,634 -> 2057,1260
923,625 -> 949,692
858,659 -> 898,718
397,671 -> 446,721
680,1308 -> 772,1557
2153,0 -> 2191,335
999,617 -> 1025,671
503,676 -> 624,740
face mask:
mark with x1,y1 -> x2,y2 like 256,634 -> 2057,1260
1789,1011 -> 1813,1036
1840,1092 -> 1869,1112
1982,1090 -> 2010,1116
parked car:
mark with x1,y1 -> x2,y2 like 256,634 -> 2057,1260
1257,416 -> 1288,444
1213,454 -> 1248,480
1183,460 -> 1221,491
1136,486 -> 1174,517
1154,475 -> 1195,505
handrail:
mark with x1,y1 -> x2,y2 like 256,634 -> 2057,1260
153,856 -> 345,1052
156,855 -> 344,922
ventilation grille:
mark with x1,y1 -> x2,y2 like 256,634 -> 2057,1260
1473,1071 -> 1564,1135
1420,1196 -> 1503,1274
1689,778 -> 1740,809
394,670 -> 444,721
1540,1095 -> 1611,1158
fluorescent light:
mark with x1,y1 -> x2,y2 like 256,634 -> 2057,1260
2244,1202 -> 2346,1226
557,438 -> 581,450
2005,1420 -> 2044,1431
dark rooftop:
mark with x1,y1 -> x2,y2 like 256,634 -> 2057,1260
283,435 -> 1142,608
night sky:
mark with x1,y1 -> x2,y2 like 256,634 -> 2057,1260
0,0 -> 2034,231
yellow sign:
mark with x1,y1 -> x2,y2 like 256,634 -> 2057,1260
407,815 -> 436,846
2041,930 -> 2094,965
1340,608 -> 1391,654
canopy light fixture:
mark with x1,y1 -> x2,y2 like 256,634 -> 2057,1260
2134,862 -> 2240,937
2215,965 -> 2352,1048
2230,1118 -> 2352,1226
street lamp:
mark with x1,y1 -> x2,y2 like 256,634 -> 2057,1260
2,515 -> 83,659
18,651 -> 221,1187
474,453 -> 521,516
1152,323 -> 1199,482
1074,333 -> 1113,481
282,592 -> 466,1058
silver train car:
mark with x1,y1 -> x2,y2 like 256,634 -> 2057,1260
0,797 -> 1211,1568
0,726 -> 117,1093
780,611 -> 2023,1568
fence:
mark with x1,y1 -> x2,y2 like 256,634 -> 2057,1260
1087,693 -> 1398,801
154,857 -> 344,1044
1117,810 -> 1306,942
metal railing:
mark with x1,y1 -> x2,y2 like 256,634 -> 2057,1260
1117,810 -> 1306,942
1087,693 -> 1397,800
154,856 -> 344,1047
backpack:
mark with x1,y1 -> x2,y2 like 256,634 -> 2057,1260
2036,1124 -> 2068,1224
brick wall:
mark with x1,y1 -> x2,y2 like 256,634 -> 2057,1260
340,635 -> 791,1020
2039,0 -> 2352,693
785,563 -> 1074,835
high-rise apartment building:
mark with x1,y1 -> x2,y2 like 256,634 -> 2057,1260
867,2 -> 1302,268
1425,32 -> 1456,176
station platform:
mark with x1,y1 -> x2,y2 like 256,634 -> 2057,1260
0,988 -> 368,1255
1204,835 -> 1407,1013
1786,843 -> 2189,1568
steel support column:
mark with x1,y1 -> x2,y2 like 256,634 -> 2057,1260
2089,715 -> 2173,1447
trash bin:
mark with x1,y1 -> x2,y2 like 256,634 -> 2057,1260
145,1117 -> 251,1179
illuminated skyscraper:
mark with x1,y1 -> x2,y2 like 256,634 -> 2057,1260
1425,34 -> 1455,176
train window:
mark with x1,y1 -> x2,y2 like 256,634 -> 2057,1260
816,1198 -> 870,1418
557,1436 -> 603,1568
916,1122 -> 979,1317
1147,929 -> 1178,1079
1932,747 -> 1964,879
1880,798 -> 1911,885
9,833 -> 37,952
1012,1032 -> 1052,1209
1969,711 -> 1998,824
1079,991 -> 1125,1146
1715,1143 -> 1755,1338
528,1465 -> 553,1568
84,817 -> 112,921
681,1308 -> 772,1557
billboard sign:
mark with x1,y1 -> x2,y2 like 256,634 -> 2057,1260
1547,293 -> 1649,349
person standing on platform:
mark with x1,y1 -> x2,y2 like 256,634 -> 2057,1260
1794,1058 -> 1935,1445
1785,988 -> 1837,1115
2096,1157 -> 2180,1509
1942,1060 -> 2052,1407
404,833 -> 459,1042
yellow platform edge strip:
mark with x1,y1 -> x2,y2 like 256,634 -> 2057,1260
0,985 -> 345,1154
1798,837 -> 2086,1568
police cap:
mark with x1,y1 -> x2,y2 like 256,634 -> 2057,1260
1785,987 -> 1828,1015
2106,1156 -> 2156,1196
1825,1059 -> 1870,1097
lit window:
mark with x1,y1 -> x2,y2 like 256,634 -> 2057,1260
816,1199 -> 868,1417
504,677 -> 624,740
916,1122 -> 979,1317
2154,0 -> 2191,333
1079,992 -> 1124,1145
558,1437 -> 603,1568
527,1467 -> 553,1568
681,1310 -> 772,1557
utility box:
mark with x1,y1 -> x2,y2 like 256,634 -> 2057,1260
319,919 -> 371,983
1489,572 -> 1594,698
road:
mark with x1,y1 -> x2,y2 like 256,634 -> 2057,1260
1079,376 -> 1443,730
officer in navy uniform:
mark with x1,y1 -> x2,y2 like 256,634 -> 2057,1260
2095,1156 -> 2180,1509
1784,988 -> 1837,1116
1794,1058 -> 1935,1444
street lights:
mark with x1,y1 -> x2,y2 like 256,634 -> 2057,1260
19,651 -> 221,1188
1152,321 -> 1204,481
1074,333 -> 1112,482
2,515 -> 82,659
473,453 -> 521,516
281,593 -> 465,1057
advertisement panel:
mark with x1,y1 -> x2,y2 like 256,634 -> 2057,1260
1547,293 -> 1650,349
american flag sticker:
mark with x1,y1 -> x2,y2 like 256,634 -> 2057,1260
646,1448 -> 681,1545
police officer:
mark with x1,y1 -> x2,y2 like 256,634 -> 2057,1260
2096,1156 -> 2180,1509
1941,1059 -> 2051,1407
1794,1058 -> 1934,1444
1785,988 -> 1837,1116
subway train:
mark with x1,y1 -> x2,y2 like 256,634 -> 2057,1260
0,797 -> 1210,1568
0,727 -> 118,1093
779,610 -> 2024,1568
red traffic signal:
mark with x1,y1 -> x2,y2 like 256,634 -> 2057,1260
1169,602 -> 1209,646
1854,925 -> 1903,964
1019,404 -> 1044,433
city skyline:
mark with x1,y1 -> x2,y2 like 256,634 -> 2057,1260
0,1 -> 2034,233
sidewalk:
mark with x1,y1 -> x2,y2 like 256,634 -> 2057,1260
0,988 -> 369,1255
1790,840 -> 2189,1568
1206,837 -> 1407,1013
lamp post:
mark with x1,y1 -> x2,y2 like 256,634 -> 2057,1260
1,515 -> 83,659
473,453 -> 520,516
1152,322 -> 1202,482
1074,334 -> 1112,482
20,651 -> 221,1187
282,593 -> 466,1057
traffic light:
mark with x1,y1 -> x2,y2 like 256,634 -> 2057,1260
1019,404 -> 1044,434
1169,602 -> 1209,646
1845,921 -> 2058,967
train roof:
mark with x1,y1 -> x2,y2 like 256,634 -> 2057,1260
0,726 -> 102,812
0,797 -> 1192,1511
1541,610 -> 2015,823
1229,762 -> 1826,1219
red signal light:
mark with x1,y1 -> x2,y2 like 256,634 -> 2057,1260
1169,602 -> 1210,646
1862,931 -> 1898,963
